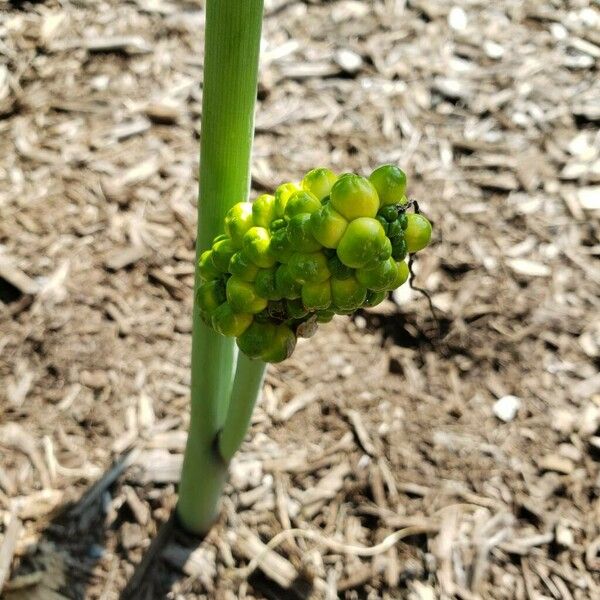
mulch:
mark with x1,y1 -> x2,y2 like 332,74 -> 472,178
0,0 -> 599,598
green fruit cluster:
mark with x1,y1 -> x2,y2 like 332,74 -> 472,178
197,165 -> 432,363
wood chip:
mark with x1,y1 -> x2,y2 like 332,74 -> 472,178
0,514 -> 22,593
346,409 -> 377,456
0,256 -> 38,296
506,258 -> 552,278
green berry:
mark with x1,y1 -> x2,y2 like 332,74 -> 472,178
228,251 -> 259,282
302,280 -> 332,310
330,174 -> 380,220
316,309 -> 335,323
269,218 -> 287,232
285,190 -> 321,218
387,219 -> 403,241
226,276 -> 268,314
237,322 -> 274,359
212,233 -> 229,245
288,252 -> 330,284
379,205 -> 399,223
309,204 -> 349,249
398,212 -> 408,230
269,227 -> 293,263
327,255 -> 354,280
274,182 -> 299,218
261,324 -> 296,363
212,303 -> 253,337
211,238 -> 236,272
224,202 -> 254,248
356,257 -> 400,292
254,268 -> 282,301
336,217 -> 390,269
391,238 -> 408,261
287,213 -> 322,253
301,168 -> 338,201
331,276 -> 367,311
275,264 -> 302,299
369,165 -> 407,207
242,227 -> 276,268
198,250 -> 220,282
376,215 -> 389,235
364,290 -> 387,308
389,260 -> 409,289
286,298 -> 309,319
197,279 -> 226,317
252,194 -> 276,229
404,214 -> 432,253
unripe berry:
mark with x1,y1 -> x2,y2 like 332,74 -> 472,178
364,290 -> 387,308
242,227 -> 276,268
331,276 -> 367,311
275,264 -> 302,299
369,165 -> 407,207
212,303 -> 253,337
226,276 -> 268,314
252,194 -> 276,229
197,279 -> 227,317
287,252 -> 330,284
301,168 -> 338,201
285,190 -> 321,218
356,257 -> 399,292
309,204 -> 348,249
330,174 -> 380,220
274,182 -> 299,218
260,324 -> 296,363
198,250 -> 221,282
211,238 -> 236,272
302,279 -> 332,310
254,268 -> 282,301
229,251 -> 260,282
224,202 -> 254,248
404,214 -> 432,253
287,213 -> 322,253
336,217 -> 390,269
237,322 -> 274,359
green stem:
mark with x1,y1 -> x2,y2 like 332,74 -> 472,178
219,355 -> 267,463
178,0 -> 265,535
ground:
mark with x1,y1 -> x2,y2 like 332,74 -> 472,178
0,0 -> 599,598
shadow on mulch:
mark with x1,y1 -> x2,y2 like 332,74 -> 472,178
4,453 -> 190,600
6,459 -> 318,600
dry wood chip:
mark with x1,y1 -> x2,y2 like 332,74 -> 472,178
129,449 -> 182,484
337,563 -> 373,591
0,514 -> 22,593
122,486 -> 150,526
578,186 -> 600,211
10,490 -> 63,521
162,543 -> 216,586
0,423 -> 51,489
345,409 -> 377,456
0,256 -> 38,295
294,463 -> 351,507
506,258 -> 552,278
538,454 -> 575,475
276,388 -> 322,422
230,525 -> 299,589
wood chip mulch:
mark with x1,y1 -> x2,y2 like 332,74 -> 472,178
0,0 -> 599,598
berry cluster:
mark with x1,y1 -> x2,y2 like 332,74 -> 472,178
197,165 -> 432,363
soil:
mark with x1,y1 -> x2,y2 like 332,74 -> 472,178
0,0 -> 599,598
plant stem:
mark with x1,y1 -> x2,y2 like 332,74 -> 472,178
218,354 -> 267,463
178,0 -> 265,535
